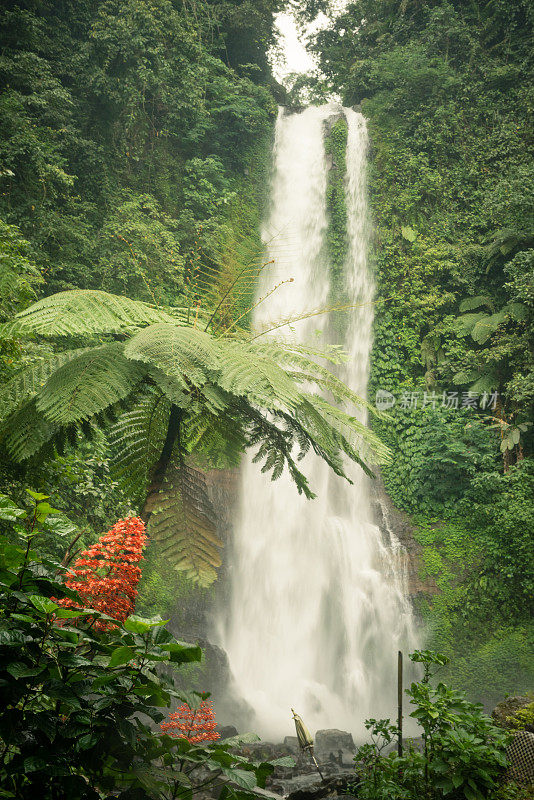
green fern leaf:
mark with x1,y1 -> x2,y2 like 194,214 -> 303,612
471,311 -> 506,344
217,340 -> 302,409
3,289 -> 176,338
125,324 -> 219,388
452,312 -> 487,338
36,343 -> 146,423
109,392 -> 169,496
146,461 -> 222,586
459,295 -> 495,313
1,400 -> 56,460
0,348 -> 91,421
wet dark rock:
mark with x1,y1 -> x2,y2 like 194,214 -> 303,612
314,730 -> 356,767
370,473 -> 438,601
284,735 -> 300,753
216,724 -> 239,740
286,774 -> 360,800
316,730 -> 356,755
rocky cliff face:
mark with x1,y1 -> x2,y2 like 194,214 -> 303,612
370,474 -> 438,601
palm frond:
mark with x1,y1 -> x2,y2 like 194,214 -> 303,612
35,343 -> 147,424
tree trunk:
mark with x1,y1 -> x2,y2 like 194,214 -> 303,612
141,404 -> 182,523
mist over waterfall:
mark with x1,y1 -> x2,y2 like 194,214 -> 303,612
218,104 -> 418,741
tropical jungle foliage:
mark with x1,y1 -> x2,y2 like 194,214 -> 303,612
0,287 -> 388,584
353,650 -> 515,800
0,0 -> 533,796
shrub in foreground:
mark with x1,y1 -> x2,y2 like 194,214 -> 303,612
354,650 -> 512,800
0,490 -> 292,798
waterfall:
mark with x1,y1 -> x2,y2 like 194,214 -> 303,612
218,104 -> 418,741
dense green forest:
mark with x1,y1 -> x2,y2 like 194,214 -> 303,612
0,0 -> 281,571
0,0 -> 533,797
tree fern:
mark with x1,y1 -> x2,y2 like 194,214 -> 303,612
36,343 -> 147,424
1,289 -> 176,338
3,288 -> 392,585
145,461 -> 222,587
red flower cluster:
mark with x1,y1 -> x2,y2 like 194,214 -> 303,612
160,699 -> 220,744
57,517 -> 146,630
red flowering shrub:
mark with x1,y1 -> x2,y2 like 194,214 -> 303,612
57,516 -> 146,629
160,699 -> 220,744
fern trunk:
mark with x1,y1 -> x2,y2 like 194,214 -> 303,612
141,403 -> 182,522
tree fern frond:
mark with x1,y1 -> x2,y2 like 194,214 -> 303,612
148,368 -> 192,408
2,290 -> 176,338
242,403 -> 315,498
459,295 -> 495,313
245,339 -> 376,415
452,312 -> 487,338
0,348 -> 91,421
108,392 -> 169,496
182,410 -> 245,469
35,343 -> 147,424
146,461 -> 222,587
217,340 -> 302,409
0,400 -> 56,460
125,324 -> 220,387
296,394 -> 391,473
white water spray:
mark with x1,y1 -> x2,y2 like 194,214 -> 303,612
219,105 -> 417,741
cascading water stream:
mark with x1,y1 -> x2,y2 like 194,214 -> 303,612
218,104 -> 418,741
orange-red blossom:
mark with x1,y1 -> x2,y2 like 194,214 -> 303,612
56,516 -> 147,630
160,699 -> 220,744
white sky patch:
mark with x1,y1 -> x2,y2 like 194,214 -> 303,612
271,12 -> 329,84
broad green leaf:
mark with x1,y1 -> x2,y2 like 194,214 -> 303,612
269,756 -> 295,767
0,543 -> 25,569
25,490 -> 50,501
28,595 -> 59,614
6,662 -> 45,679
220,733 -> 260,747
35,502 -> 61,522
44,516 -> 77,537
401,225 -> 417,242
159,642 -> 202,664
220,767 -> 257,790
108,646 -> 135,667
55,607 -> 85,619
124,614 -> 169,633
0,496 -> 26,521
